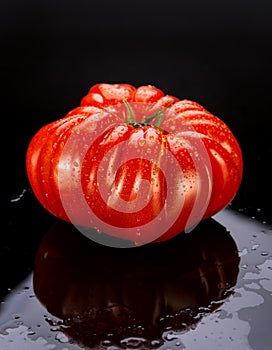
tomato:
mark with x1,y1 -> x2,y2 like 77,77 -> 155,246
26,83 -> 243,245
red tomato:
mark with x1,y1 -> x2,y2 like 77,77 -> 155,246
26,83 -> 243,245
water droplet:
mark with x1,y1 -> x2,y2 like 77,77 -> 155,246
238,248 -> 248,257
102,339 -> 113,346
94,227 -> 102,234
10,188 -> 28,203
138,138 -> 146,146
251,244 -> 260,250
163,330 -> 178,341
150,339 -> 163,347
88,123 -> 97,131
261,252 -> 269,256
27,330 -> 36,336
55,332 -> 69,343
120,337 -> 146,348
73,161 -> 79,167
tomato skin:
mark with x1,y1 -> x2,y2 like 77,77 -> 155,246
80,83 -> 136,107
26,84 -> 243,244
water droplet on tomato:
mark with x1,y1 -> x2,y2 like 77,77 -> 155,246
138,138 -> 146,146
88,123 -> 97,131
136,229 -> 141,237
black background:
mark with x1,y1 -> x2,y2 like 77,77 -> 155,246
2,0 -> 272,289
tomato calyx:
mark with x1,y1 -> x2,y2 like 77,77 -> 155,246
123,98 -> 170,129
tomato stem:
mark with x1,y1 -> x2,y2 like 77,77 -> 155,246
142,108 -> 165,127
123,99 -> 173,128
142,108 -> 161,124
154,110 -> 165,127
123,98 -> 135,124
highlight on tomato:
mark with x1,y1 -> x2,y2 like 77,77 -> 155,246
26,83 -> 243,246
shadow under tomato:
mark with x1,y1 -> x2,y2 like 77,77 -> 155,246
33,218 -> 240,349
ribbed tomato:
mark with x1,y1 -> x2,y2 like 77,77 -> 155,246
26,83 -> 243,245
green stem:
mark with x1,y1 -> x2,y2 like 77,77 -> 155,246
123,99 -> 173,128
154,109 -> 165,127
143,108 -> 162,124
123,98 -> 135,124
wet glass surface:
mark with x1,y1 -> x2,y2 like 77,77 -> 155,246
1,199 -> 271,349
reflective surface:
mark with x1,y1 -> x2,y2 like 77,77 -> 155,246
1,208 -> 271,349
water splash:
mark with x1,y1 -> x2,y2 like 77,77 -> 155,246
9,188 -> 29,203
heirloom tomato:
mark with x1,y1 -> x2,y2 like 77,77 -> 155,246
26,83 -> 243,245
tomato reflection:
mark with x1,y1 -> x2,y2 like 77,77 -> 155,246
33,218 -> 239,348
